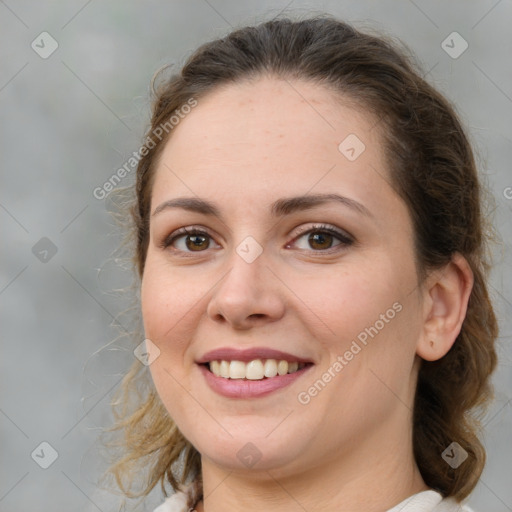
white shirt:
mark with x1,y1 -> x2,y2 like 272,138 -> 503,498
154,487 -> 476,512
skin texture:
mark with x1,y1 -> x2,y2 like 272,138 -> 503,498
141,78 -> 473,512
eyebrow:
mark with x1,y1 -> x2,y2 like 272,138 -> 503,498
151,193 -> 373,220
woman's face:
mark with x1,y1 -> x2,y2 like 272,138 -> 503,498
141,77 -> 425,476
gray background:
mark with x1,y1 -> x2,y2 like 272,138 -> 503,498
1,1 -> 511,511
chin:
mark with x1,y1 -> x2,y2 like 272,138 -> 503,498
184,422 -> 311,473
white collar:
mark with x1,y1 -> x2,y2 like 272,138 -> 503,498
154,487 -> 475,512
387,489 -> 473,511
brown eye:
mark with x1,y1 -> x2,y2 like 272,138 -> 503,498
289,224 -> 353,252
307,232 -> 334,250
163,228 -> 220,253
185,233 -> 210,251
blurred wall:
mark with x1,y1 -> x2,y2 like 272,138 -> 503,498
1,1 -> 511,511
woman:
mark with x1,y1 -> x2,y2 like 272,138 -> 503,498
108,16 -> 498,512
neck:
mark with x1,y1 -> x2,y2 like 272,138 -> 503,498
195,421 -> 429,512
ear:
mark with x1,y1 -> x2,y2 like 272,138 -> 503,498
416,253 -> 474,361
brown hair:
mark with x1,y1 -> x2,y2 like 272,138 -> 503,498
107,15 -> 498,502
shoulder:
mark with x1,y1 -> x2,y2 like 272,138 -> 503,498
153,489 -> 189,512
386,490 -> 477,512
153,481 -> 201,512
434,497 -> 477,512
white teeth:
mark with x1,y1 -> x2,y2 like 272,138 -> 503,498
219,360 -> 230,378
277,360 -> 288,375
288,362 -> 299,373
208,358 -> 306,380
229,360 -> 246,379
246,360 -> 264,380
263,359 -> 278,378
210,360 -> 220,375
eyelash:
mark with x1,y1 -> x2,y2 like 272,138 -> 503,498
160,223 -> 354,255
290,224 -> 354,252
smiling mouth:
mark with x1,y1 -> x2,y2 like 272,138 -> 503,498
204,359 -> 312,380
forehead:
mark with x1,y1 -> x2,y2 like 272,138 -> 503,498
151,77 -> 396,219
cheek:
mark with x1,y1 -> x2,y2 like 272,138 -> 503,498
141,259 -> 201,417
140,257 -> 204,345
286,257 -> 419,397
283,262 -> 402,348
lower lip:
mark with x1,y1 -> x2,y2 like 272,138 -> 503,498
198,364 -> 313,399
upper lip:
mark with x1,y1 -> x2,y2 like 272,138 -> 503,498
196,347 -> 314,364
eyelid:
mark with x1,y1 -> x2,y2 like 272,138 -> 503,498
160,222 -> 354,253
159,225 -> 220,250
288,223 -> 354,246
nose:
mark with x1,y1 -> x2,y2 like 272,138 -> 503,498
206,250 -> 286,330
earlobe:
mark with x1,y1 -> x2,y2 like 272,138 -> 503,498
416,253 -> 474,362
